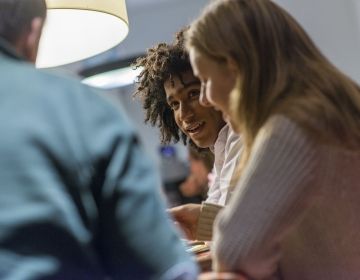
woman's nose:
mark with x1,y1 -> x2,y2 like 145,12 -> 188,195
199,90 -> 212,107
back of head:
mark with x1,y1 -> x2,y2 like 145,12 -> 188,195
0,0 -> 46,44
187,0 -> 360,150
188,145 -> 214,172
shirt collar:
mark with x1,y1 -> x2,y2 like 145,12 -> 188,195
209,123 -> 229,173
210,124 -> 229,153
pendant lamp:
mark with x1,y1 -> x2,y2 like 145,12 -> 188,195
36,0 -> 129,68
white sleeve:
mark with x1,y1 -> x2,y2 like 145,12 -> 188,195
221,131 -> 243,205
206,167 -> 221,204
207,129 -> 243,205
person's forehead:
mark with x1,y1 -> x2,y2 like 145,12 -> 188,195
178,70 -> 200,85
164,71 -> 200,94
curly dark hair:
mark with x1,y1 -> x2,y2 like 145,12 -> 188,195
133,28 -> 193,145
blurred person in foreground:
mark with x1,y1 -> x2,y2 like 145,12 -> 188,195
0,0 -> 198,279
186,0 -> 360,279
134,29 -> 242,241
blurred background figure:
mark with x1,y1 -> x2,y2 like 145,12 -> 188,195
179,146 -> 214,202
159,145 -> 188,207
159,145 -> 214,207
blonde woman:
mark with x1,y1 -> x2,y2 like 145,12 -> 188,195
186,0 -> 360,279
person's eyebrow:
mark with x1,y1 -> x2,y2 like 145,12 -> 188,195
178,74 -> 200,87
166,80 -> 200,101
183,80 -> 201,87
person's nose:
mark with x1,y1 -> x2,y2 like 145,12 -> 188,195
199,86 -> 212,107
179,103 -> 194,122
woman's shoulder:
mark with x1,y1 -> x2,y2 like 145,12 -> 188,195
260,114 -> 307,139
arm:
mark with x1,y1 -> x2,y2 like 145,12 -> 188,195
222,129 -> 243,205
212,116 -> 318,279
196,202 -> 223,241
168,203 -> 202,240
169,202 -> 223,241
196,128 -> 242,240
206,169 -> 221,203
81,90 -> 198,279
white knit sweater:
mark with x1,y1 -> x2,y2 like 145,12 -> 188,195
213,115 -> 360,280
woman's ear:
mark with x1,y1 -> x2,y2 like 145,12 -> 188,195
226,56 -> 239,75
24,17 -> 44,63
225,56 -> 240,88
224,55 -> 240,93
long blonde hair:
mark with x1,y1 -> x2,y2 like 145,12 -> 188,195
186,0 -> 360,168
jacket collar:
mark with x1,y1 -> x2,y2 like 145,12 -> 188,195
0,37 -> 26,61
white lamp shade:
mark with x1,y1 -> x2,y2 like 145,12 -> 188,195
36,0 -> 129,68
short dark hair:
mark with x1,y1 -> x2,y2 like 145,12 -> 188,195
0,0 -> 47,44
133,28 -> 193,145
188,145 -> 214,172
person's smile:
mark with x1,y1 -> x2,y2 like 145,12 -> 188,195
184,121 -> 206,136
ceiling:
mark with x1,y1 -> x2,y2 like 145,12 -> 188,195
62,0 -> 360,84
63,0 -> 209,74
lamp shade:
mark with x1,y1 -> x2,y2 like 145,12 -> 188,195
36,0 -> 129,68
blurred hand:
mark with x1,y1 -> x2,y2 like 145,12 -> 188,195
168,203 -> 201,240
197,252 -> 212,272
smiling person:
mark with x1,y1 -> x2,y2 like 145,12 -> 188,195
186,0 -> 360,279
134,29 -> 242,241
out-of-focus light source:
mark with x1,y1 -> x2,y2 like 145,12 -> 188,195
36,0 -> 129,68
82,66 -> 142,89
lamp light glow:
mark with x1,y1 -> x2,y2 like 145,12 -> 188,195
82,66 -> 142,89
36,0 -> 128,68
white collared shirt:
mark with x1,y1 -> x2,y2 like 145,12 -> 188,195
206,124 -> 243,205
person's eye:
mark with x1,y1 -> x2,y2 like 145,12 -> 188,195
189,90 -> 200,99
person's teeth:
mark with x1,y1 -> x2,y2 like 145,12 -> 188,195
188,122 -> 203,132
